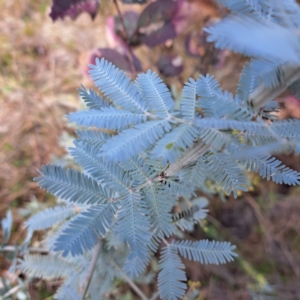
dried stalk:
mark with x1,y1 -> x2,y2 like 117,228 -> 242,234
249,65 -> 300,110
164,140 -> 210,177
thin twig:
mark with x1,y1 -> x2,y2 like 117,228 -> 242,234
3,278 -> 31,299
112,0 -> 137,76
249,65 -> 300,110
245,194 -> 300,277
150,291 -> 160,300
244,194 -> 272,247
3,284 -> 22,299
164,140 -> 210,177
163,65 -> 300,176
162,238 -> 169,246
111,261 -> 149,300
1,245 -> 48,253
81,239 -> 102,299
116,139 -> 210,200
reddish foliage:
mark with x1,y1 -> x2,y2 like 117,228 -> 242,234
49,0 -> 100,21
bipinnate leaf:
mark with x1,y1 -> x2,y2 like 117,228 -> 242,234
158,246 -> 187,300
25,205 -> 76,231
89,58 -> 147,113
172,240 -> 237,264
53,203 -> 117,256
68,107 -> 146,131
28,3 -> 300,296
136,70 -> 174,118
117,192 -> 151,277
34,165 -> 112,204
181,78 -> 197,121
101,120 -> 172,162
205,16 -> 300,64
144,185 -> 175,238
151,124 -> 199,164
70,141 -> 132,194
78,85 -> 109,110
19,254 -> 73,279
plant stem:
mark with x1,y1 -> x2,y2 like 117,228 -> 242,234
1,245 -> 48,253
150,291 -> 161,300
164,140 -> 210,177
111,261 -> 149,300
3,284 -> 22,299
112,0 -> 137,76
249,65 -> 300,110
162,238 -> 169,246
81,239 -> 102,299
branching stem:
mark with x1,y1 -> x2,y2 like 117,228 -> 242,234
81,239 -> 102,299
111,261 -> 149,300
249,65 -> 300,110
164,140 -> 210,177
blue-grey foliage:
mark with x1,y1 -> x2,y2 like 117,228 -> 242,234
181,78 -> 197,121
53,203 -> 117,256
89,58 -> 148,113
158,246 -> 187,300
205,16 -> 300,64
18,254 -> 74,279
244,154 -> 300,185
101,119 -> 172,161
25,205 -> 76,231
20,0 -> 300,299
172,240 -> 237,265
117,191 -> 151,277
136,70 -> 174,118
34,165 -> 112,204
78,85 -> 109,110
172,204 -> 208,232
68,107 -> 146,131
1,210 -> 12,246
144,184 -> 176,238
151,124 -> 199,165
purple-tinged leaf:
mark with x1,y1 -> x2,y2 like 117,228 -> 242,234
138,0 -> 177,27
122,0 -> 148,4
49,0 -> 100,21
107,15 -> 140,51
140,23 -> 177,47
107,16 -> 129,49
105,16 -> 142,73
136,0 -> 205,47
156,55 -> 183,77
137,0 -> 178,47
114,11 -> 140,44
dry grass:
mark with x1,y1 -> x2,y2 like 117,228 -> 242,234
1,1 -> 300,299
0,0 -> 110,221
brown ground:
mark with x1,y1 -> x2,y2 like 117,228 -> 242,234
1,0 -> 300,299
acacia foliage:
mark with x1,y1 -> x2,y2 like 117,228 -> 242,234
18,0 -> 300,299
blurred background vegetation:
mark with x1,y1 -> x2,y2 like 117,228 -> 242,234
1,0 -> 300,299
